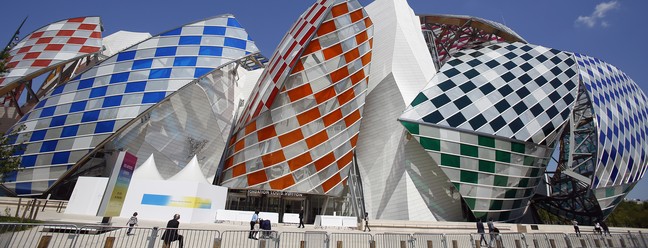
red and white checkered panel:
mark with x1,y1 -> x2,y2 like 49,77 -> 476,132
236,0 -> 332,127
221,0 -> 373,195
0,17 -> 102,87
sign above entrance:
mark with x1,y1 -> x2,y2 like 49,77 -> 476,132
249,190 -> 303,197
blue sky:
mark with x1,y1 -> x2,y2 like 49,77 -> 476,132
1,0 -> 647,199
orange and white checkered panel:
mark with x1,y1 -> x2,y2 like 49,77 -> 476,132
0,17 -> 102,87
236,0 -> 332,126
221,0 -> 373,195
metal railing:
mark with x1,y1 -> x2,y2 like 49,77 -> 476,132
374,233 -> 414,248
524,233 -> 559,248
0,223 -> 78,248
412,233 -> 445,248
329,232 -> 373,248
278,231 -> 328,248
443,234 -> 473,248
636,232 -> 648,247
2,222 -> 648,248
154,227 -> 221,248
221,230 -> 278,248
72,225 -> 153,248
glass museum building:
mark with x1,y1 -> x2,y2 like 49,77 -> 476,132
1,0 -> 647,225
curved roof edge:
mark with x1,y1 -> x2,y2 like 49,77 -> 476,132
417,14 -> 526,43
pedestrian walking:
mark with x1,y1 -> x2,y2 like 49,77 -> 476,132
161,214 -> 183,248
487,218 -> 496,247
126,212 -> 138,235
363,212 -> 371,232
249,210 -> 259,239
572,219 -> 581,237
476,219 -> 488,247
594,221 -> 602,235
298,206 -> 305,228
601,221 -> 610,236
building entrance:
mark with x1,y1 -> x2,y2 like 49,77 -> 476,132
224,189 -> 355,224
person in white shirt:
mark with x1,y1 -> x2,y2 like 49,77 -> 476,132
249,210 -> 259,240
126,212 -> 138,235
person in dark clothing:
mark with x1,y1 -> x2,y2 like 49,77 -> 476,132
249,210 -> 259,239
161,214 -> 183,248
600,221 -> 610,236
572,219 -> 581,237
594,221 -> 602,235
476,219 -> 487,247
487,218 -> 496,247
363,212 -> 371,232
298,207 -> 305,228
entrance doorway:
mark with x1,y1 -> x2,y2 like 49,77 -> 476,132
281,197 -> 305,223
224,189 -> 355,224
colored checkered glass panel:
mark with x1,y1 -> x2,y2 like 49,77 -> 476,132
401,42 -> 579,146
5,15 -> 260,195
221,0 -> 373,195
575,54 -> 648,192
0,17 -> 102,87
236,0 -> 333,126
401,122 -> 551,221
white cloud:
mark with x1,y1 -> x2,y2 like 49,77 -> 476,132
575,1 -> 620,28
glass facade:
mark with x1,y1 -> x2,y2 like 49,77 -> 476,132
1,0 -> 646,225
0,17 -> 103,87
220,0 -> 374,198
537,54 -> 648,224
4,14 -> 261,196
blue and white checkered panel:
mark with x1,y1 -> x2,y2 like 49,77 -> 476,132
575,54 -> 648,188
401,42 -> 579,146
7,15 -> 260,195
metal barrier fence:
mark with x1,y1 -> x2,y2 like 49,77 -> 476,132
329,232 -> 373,248
602,233 -> 635,248
0,223 -> 220,248
278,231 -> 328,248
2,222 -> 648,248
0,223 -> 78,248
374,233 -> 413,248
442,234 -> 473,248
637,232 -> 648,247
524,233 -> 563,248
499,233 -> 527,248
154,227 -> 221,248
470,233 -> 526,248
72,225 -> 153,248
566,233 -> 591,248
524,233 -> 550,248
221,230 -> 278,248
412,233 -> 444,248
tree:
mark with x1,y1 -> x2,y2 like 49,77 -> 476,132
0,125 -> 25,183
0,51 -> 8,75
0,18 -> 27,184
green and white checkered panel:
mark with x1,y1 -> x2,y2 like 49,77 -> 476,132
401,121 -> 552,221
594,183 -> 634,215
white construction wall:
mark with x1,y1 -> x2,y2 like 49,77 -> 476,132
119,180 -> 228,224
65,177 -> 108,215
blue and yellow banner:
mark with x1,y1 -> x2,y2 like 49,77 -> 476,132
141,194 -> 212,209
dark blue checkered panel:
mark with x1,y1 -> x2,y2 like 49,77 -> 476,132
401,42 -> 579,146
576,54 -> 648,206
6,15 -> 260,195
